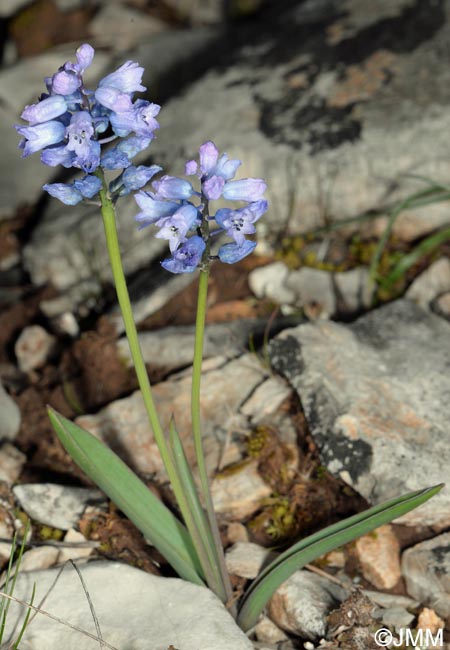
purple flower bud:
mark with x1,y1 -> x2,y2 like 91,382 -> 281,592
73,174 -> 102,198
95,87 -> 133,113
41,145 -> 76,168
115,164 -> 162,195
199,141 -> 219,175
43,174 -> 101,205
43,182 -> 84,205
101,136 -> 153,170
51,70 -> 80,95
161,236 -> 206,274
185,160 -> 197,175
16,120 -> 65,157
152,175 -> 194,200
218,239 -> 256,264
75,44 -> 95,73
134,191 -> 180,225
202,174 -> 225,200
21,95 -> 67,125
222,178 -> 267,202
99,61 -> 146,94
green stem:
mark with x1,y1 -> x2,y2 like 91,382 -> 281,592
191,267 -> 234,606
98,176 -> 171,468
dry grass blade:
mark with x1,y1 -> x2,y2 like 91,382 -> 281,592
69,561 -> 105,650
0,591 -> 119,650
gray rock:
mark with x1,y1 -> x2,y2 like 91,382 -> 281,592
225,542 -> 273,579
117,320 -> 274,372
267,570 -> 346,640
76,353 -> 267,477
0,442 -> 26,483
254,616 -> 289,645
250,262 -> 371,318
164,0 -> 224,23
89,4 -> 167,52
211,460 -> 272,520
12,484 -> 106,530
270,300 -> 450,528
402,532 -> 450,620
363,590 -> 420,610
433,290 -> 450,321
2,561 -> 253,650
14,325 -> 56,372
406,258 -> 450,308
354,524 -> 401,590
249,262 -> 296,306
145,0 -> 450,241
23,197 -> 166,292
0,382 -> 21,441
240,376 -> 292,421
0,0 -> 31,18
108,271 -> 196,335
372,606 -> 415,632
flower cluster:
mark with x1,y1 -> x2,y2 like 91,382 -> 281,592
134,141 -> 268,272
15,44 -> 161,205
16,45 -> 268,273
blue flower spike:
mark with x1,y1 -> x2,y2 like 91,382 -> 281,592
133,140 -> 268,274
16,43 -> 160,204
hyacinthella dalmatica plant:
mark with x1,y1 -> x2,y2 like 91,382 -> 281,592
16,44 -> 443,632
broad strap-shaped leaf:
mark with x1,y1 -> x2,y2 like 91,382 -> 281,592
237,484 -> 443,630
48,407 -> 204,584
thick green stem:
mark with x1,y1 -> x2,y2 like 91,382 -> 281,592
191,267 -> 233,605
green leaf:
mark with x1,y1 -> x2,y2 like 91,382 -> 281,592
167,419 -> 229,602
381,225 -> 450,288
237,484 -> 443,631
47,407 -> 203,585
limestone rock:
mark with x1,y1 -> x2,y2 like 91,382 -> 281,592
211,460 -> 272,520
76,354 -> 266,477
14,325 -> 56,372
267,570 -> 346,640
225,542 -> 273,579
433,290 -> 450,321
18,546 -> 60,573
146,0 -> 450,243
89,4 -> 167,51
373,606 -> 415,632
0,383 -> 21,441
406,258 -> 450,308
254,616 -> 289,645
0,442 -> 26,482
2,561 -> 253,650
116,320 -> 278,373
401,532 -> 450,620
226,522 -> 249,544
0,0 -> 31,17
249,262 -> 371,318
270,299 -> 450,528
417,607 -> 445,635
56,529 -> 96,564
354,524 -> 401,589
13,484 -> 106,530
